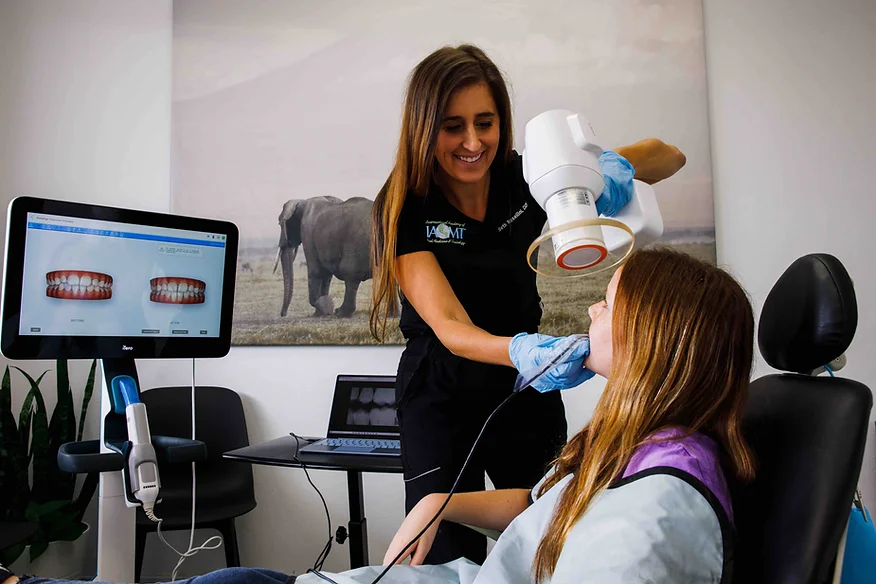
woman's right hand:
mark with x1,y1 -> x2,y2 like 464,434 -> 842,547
509,333 -> 595,392
383,493 -> 445,566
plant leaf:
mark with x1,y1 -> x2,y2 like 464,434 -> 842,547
52,521 -> 87,542
47,360 -> 76,501
1,368 -> 31,522
0,543 -> 26,566
0,397 -> 24,520
77,360 -> 97,443
50,360 -> 76,446
0,366 -> 10,414
24,501 -> 40,523
16,368 -> 48,440
28,539 -> 49,562
36,499 -> 70,516
18,383 -> 34,440
15,368 -> 51,503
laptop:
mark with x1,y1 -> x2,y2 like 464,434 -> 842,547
299,374 -> 401,456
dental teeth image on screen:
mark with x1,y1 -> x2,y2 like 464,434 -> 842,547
373,387 -> 394,406
358,386 -> 375,404
150,277 -> 206,304
348,408 -> 371,425
369,406 -> 397,426
370,388 -> 397,425
46,271 -> 114,300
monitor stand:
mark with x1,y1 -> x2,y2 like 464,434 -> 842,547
96,358 -> 139,582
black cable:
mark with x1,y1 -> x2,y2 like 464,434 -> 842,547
302,391 -> 519,584
290,432 -> 335,574
306,568 -> 340,583
368,391 -> 518,584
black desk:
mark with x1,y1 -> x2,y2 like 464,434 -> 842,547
224,435 -> 402,568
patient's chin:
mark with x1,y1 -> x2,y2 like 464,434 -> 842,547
585,355 -> 610,379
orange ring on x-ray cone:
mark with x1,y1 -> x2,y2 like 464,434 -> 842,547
526,218 -> 635,279
150,277 -> 206,304
557,244 -> 609,270
46,270 -> 113,300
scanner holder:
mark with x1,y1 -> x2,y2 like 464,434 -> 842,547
55,359 -> 206,581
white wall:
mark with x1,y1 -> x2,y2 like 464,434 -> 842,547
0,0 -> 171,576
1,0 -> 874,580
703,0 -> 876,502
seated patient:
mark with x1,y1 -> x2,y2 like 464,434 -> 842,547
301,247 -> 756,583
0,248 -> 753,584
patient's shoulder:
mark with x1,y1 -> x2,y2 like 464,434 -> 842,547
620,426 -> 733,523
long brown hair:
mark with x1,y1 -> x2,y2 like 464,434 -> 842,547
533,248 -> 756,582
369,44 -> 514,341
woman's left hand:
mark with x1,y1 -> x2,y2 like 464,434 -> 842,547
383,493 -> 444,566
597,150 -> 636,217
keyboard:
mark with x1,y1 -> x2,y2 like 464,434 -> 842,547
300,437 -> 401,456
321,438 -> 400,449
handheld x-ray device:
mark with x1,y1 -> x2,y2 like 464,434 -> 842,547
1,196 -> 238,582
522,109 -> 664,276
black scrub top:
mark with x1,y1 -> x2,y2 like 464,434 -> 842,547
395,151 -> 547,339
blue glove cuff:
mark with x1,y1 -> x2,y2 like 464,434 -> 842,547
597,150 -> 635,217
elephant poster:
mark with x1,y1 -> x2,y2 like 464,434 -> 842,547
171,0 -> 716,346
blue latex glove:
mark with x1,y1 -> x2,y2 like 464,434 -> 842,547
596,150 -> 635,217
508,333 -> 596,392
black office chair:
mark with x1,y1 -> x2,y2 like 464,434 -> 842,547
134,386 -> 256,582
730,254 -> 872,583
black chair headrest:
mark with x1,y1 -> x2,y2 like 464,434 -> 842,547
758,253 -> 857,374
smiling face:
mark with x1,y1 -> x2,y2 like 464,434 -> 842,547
433,82 -> 500,190
585,266 -> 622,378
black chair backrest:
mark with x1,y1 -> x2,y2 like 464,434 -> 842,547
731,254 -> 872,583
141,386 -> 251,461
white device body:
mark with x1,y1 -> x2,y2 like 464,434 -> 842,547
126,402 -> 160,504
523,109 -> 664,269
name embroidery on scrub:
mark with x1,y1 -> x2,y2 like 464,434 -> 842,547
425,221 -> 466,246
498,202 -> 528,232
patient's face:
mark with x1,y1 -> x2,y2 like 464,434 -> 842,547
585,267 -> 620,377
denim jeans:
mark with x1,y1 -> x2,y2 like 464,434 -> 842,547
20,567 -> 294,584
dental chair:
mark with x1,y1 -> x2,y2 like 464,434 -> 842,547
730,253 -> 872,583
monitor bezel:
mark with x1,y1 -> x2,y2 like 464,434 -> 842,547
1,196 -> 239,360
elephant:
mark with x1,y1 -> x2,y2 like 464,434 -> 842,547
273,196 -> 373,318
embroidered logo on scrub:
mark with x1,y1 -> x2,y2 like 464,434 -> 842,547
426,221 -> 466,245
498,202 -> 528,232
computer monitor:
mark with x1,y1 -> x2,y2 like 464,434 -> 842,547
1,196 -> 239,360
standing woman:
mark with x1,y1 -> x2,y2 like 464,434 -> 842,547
370,44 -> 686,565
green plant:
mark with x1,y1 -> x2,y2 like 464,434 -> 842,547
0,360 -> 98,565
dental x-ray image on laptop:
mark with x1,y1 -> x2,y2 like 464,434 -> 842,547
300,375 -> 401,456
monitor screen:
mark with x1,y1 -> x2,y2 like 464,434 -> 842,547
1,196 -> 238,359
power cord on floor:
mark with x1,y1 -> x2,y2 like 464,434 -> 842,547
145,358 -> 223,581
